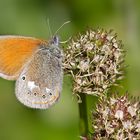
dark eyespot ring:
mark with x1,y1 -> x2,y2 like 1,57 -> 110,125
34,93 -> 37,96
42,95 -> 46,98
22,76 -> 26,80
49,93 -> 52,96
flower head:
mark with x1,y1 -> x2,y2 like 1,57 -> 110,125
92,94 -> 140,139
64,29 -> 124,95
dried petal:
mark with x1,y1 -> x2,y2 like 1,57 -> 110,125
115,110 -> 124,120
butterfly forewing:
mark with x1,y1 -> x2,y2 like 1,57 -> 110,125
0,36 -> 46,80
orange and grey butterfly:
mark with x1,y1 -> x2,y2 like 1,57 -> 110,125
0,35 -> 63,109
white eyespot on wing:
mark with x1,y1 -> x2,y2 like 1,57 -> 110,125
46,87 -> 51,93
28,81 -> 39,91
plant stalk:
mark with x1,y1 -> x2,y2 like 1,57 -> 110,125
78,93 -> 88,138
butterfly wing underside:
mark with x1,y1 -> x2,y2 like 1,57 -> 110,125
15,45 -> 63,109
0,36 -> 44,80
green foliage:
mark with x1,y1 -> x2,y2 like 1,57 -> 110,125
0,0 -> 140,140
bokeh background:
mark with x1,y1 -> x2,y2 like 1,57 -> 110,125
0,0 -> 140,140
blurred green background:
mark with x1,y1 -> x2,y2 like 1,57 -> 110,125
0,0 -> 140,140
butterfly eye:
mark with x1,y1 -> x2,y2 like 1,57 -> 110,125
22,76 -> 26,80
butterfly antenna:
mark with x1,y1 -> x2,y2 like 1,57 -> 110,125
46,18 -> 53,38
54,21 -> 71,36
60,36 -> 72,44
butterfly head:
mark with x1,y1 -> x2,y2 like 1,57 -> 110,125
49,36 -> 59,47
48,36 -> 62,58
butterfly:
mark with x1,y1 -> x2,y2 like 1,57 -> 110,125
0,35 -> 63,109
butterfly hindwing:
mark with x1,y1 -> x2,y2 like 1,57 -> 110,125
15,44 -> 63,109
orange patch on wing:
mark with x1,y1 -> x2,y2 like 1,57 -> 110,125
0,37 -> 47,80
34,96 -> 58,105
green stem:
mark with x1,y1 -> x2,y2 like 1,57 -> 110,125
78,93 -> 88,138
